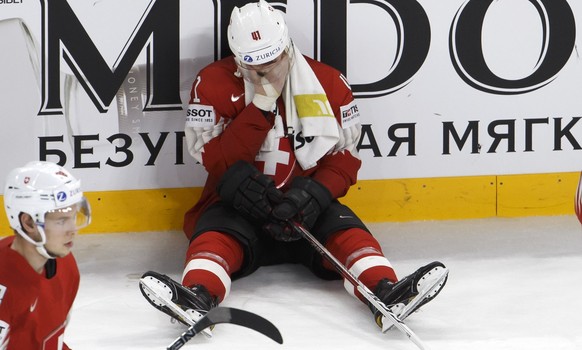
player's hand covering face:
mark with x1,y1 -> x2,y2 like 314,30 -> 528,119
237,47 -> 294,98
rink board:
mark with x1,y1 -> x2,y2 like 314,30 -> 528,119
1,171 -> 578,235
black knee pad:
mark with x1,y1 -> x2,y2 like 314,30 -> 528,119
303,201 -> 370,280
193,202 -> 263,279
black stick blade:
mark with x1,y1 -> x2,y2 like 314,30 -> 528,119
195,307 -> 283,344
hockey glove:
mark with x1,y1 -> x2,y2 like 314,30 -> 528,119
264,177 -> 332,241
217,160 -> 283,222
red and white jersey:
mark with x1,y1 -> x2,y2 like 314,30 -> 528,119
183,56 -> 363,238
0,236 -> 79,350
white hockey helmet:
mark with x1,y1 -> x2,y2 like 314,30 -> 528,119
4,161 -> 91,258
227,0 -> 290,66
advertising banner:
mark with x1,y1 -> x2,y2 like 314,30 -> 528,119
1,0 -> 581,191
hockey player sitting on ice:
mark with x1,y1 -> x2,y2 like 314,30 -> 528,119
140,0 -> 448,334
0,161 -> 91,349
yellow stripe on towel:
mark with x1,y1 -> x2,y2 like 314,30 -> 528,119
293,94 -> 334,118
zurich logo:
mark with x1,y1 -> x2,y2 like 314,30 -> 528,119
243,55 -> 253,63
56,191 -> 67,202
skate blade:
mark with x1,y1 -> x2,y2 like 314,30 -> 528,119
140,275 -> 173,307
140,276 -> 213,338
381,266 -> 449,333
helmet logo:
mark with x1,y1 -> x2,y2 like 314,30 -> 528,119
24,176 -> 30,184
55,170 -> 69,177
243,55 -> 253,63
56,191 -> 68,202
251,31 -> 261,41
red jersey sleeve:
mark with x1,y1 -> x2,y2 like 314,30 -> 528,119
186,58 -> 274,179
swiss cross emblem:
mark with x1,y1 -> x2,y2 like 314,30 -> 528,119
254,136 -> 296,188
251,31 -> 261,41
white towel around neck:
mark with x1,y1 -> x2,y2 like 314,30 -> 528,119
244,43 -> 340,170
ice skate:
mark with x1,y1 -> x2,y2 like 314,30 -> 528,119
139,271 -> 218,337
370,261 -> 448,332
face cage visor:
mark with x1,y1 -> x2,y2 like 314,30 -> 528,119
38,196 -> 91,232
236,44 -> 295,86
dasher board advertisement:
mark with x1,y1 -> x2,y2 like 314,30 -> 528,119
1,0 -> 581,191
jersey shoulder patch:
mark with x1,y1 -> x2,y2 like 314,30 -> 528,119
339,100 -> 361,129
0,319 -> 8,347
186,104 -> 216,128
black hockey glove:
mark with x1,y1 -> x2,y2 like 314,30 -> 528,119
217,160 -> 282,222
264,176 -> 332,241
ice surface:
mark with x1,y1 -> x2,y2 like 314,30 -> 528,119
65,215 -> 582,350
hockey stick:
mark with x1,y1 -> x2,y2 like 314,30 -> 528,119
291,222 -> 429,350
167,307 -> 283,350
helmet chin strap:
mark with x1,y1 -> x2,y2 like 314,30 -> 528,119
16,225 -> 56,260
36,245 -> 56,260
34,226 -> 57,259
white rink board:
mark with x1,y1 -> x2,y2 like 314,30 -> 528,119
1,0 -> 582,191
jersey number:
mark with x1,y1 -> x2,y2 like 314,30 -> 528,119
43,323 -> 65,350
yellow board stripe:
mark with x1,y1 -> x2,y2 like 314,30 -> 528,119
0,172 -> 578,236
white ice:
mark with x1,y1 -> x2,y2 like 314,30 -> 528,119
65,215 -> 582,350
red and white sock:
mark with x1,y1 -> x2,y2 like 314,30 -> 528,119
324,228 -> 398,302
181,231 -> 243,303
